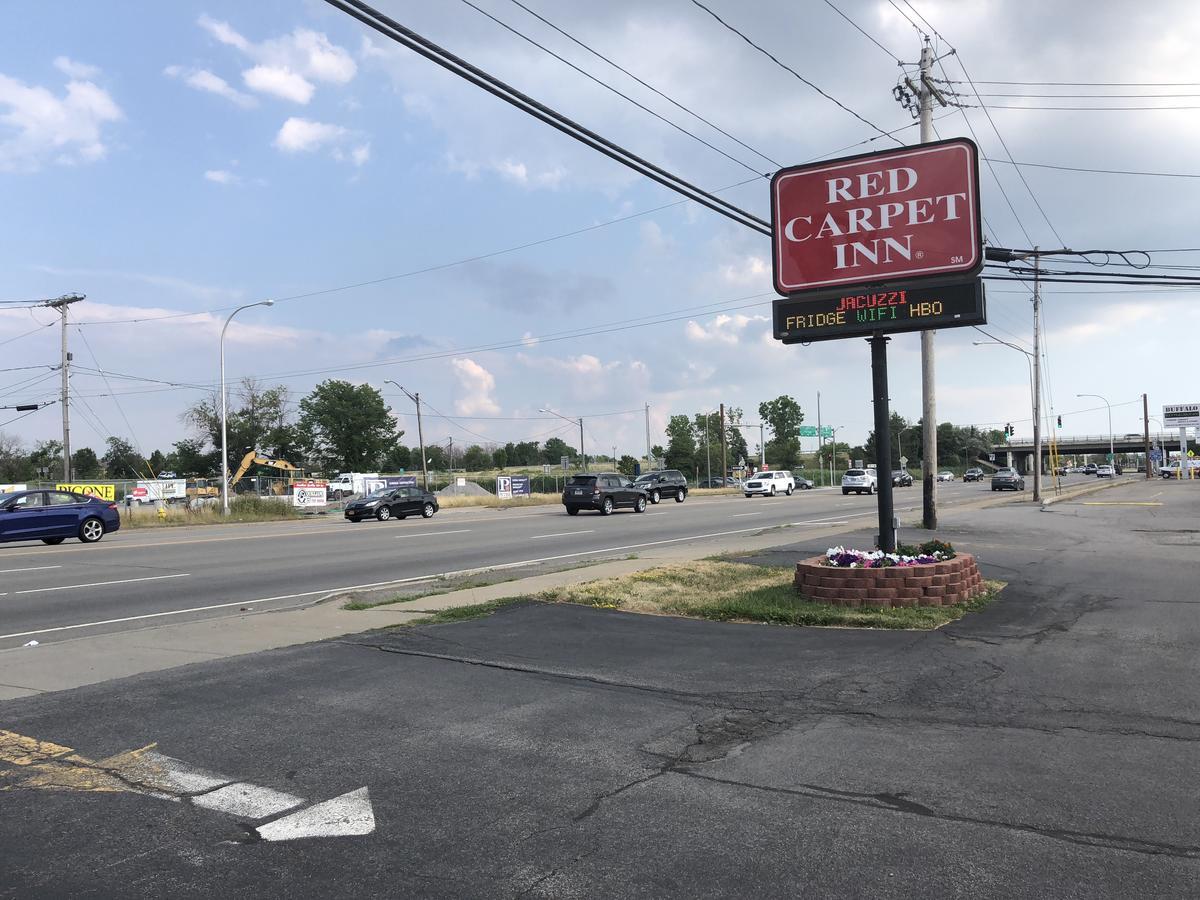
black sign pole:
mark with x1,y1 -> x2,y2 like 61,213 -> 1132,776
869,333 -> 896,552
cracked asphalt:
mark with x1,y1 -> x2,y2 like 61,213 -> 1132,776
1,479 -> 1197,897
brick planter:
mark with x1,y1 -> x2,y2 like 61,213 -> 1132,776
794,553 -> 984,608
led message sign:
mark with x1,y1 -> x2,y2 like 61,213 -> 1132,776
772,279 -> 986,344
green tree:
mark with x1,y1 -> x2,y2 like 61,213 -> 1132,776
0,432 -> 31,482
865,412 -> 911,466
651,444 -> 665,466
297,380 -> 401,471
102,436 -> 141,478
71,447 -> 102,478
425,444 -> 447,470
462,445 -> 490,471
724,407 -> 750,470
29,440 -> 64,478
148,449 -> 168,475
512,441 -> 540,466
617,454 -> 638,478
382,444 -> 412,472
664,414 -> 697,472
542,437 -> 576,465
492,447 -> 508,469
764,436 -> 801,470
758,395 -> 804,441
185,378 -> 298,473
167,438 -> 218,476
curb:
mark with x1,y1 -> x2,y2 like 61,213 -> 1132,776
1040,476 -> 1141,507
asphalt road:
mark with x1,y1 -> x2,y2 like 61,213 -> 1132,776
0,477 -> 1044,649
0,478 -> 1194,897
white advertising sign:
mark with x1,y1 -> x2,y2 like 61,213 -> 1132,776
496,476 -> 513,500
292,481 -> 328,508
0,484 -> 27,493
1163,403 -> 1199,429
131,480 -> 187,503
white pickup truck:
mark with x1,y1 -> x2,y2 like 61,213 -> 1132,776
326,473 -> 379,500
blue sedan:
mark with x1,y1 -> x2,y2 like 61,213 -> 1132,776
0,490 -> 121,545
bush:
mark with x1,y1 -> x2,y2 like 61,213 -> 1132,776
919,539 -> 955,558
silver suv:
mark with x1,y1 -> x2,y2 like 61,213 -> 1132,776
841,468 -> 877,495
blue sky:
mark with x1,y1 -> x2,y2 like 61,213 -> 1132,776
3,0 -> 1199,463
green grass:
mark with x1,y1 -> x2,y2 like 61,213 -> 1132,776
126,496 -> 300,528
343,579 -> 498,611
400,597 -> 529,626
534,560 -> 1004,630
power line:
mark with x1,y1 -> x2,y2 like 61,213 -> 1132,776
324,0 -> 770,234
458,0 -> 770,178
822,0 -> 901,63
936,78 -> 1200,87
972,92 -> 1200,99
886,0 -> 927,39
0,322 -> 55,349
983,158 -> 1200,179
686,0 -> 903,143
931,116 -> 1033,246
954,102 -> 1200,111
503,0 -> 783,168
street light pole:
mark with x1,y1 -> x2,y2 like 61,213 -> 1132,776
973,338 -> 1038,498
220,299 -> 274,515
829,425 -> 843,487
386,380 -> 428,491
1077,393 -> 1114,467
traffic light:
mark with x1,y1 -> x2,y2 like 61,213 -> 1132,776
1004,423 -> 1013,437
1057,415 -> 1063,428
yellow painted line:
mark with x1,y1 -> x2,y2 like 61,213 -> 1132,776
0,728 -> 157,794
0,729 -> 74,766
1081,501 -> 1164,506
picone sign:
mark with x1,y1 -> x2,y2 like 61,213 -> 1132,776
771,137 -> 982,295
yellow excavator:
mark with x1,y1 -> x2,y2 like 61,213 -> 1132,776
228,451 -> 303,495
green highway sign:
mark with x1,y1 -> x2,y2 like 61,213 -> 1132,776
798,426 -> 817,437
820,426 -> 833,438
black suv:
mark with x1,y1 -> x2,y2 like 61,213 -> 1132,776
633,469 -> 689,504
562,473 -> 648,516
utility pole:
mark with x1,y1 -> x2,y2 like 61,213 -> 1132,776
578,417 -> 587,472
1031,249 -> 1043,502
1143,393 -> 1152,480
917,39 -> 938,529
42,293 -> 85,481
385,381 -> 428,491
644,403 -> 652,469
719,403 -> 727,486
816,390 -> 823,486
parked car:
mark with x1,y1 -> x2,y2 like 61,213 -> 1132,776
892,470 -> 914,487
1160,461 -> 1200,479
1083,463 -> 1097,475
0,489 -> 120,545
937,471 -> 955,482
697,476 -> 739,489
344,486 -> 438,522
794,475 -> 815,490
1096,464 -> 1114,478
991,468 -> 1025,491
563,473 -> 647,515
743,470 -> 796,497
634,469 -> 688,504
841,469 -> 877,495
963,468 -> 984,482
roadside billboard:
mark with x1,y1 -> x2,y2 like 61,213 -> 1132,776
56,482 -> 115,501
129,480 -> 187,504
292,480 -> 328,508
496,475 -> 532,500
1164,403 -> 1199,429
0,484 -> 27,493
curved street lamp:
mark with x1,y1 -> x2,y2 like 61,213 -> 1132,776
974,338 -> 1042,500
1076,393 -> 1114,466
539,407 -> 586,472
220,299 -> 274,515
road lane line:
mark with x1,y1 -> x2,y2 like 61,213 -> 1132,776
530,530 -> 596,540
730,512 -> 763,517
191,782 -> 305,819
14,573 -> 190,595
0,566 -> 62,575
399,529 -> 472,538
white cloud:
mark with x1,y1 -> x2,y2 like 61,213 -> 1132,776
718,255 -> 770,287
242,65 -> 314,104
334,142 -> 371,166
204,169 -> 240,185
451,358 -> 500,415
274,117 -> 346,153
0,71 -> 122,172
197,14 -> 250,53
53,57 -> 100,80
685,313 -> 769,345
164,66 -> 256,108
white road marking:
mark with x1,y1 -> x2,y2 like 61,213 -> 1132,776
126,751 -> 234,795
0,518 -> 873,642
13,573 -> 190,595
257,787 -> 376,841
530,530 -> 596,539
0,565 -> 62,575
192,782 -> 304,819
730,512 -> 762,518
400,529 -> 472,538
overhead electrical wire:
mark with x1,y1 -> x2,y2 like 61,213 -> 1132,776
322,0 -> 770,235
982,158 -> 1200,179
936,79 -> 1200,87
687,0 -> 903,144
505,0 -> 783,168
822,0 -> 901,63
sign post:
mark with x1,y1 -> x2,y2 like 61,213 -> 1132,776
1164,405 -> 1199,481
770,137 -> 984,551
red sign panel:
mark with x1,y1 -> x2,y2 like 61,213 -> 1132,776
771,138 -> 981,294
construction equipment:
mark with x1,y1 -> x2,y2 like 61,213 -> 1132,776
228,451 -> 303,495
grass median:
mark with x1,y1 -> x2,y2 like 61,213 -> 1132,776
530,560 -> 1004,630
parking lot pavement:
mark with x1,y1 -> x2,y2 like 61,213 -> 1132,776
2,477 -> 1194,897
